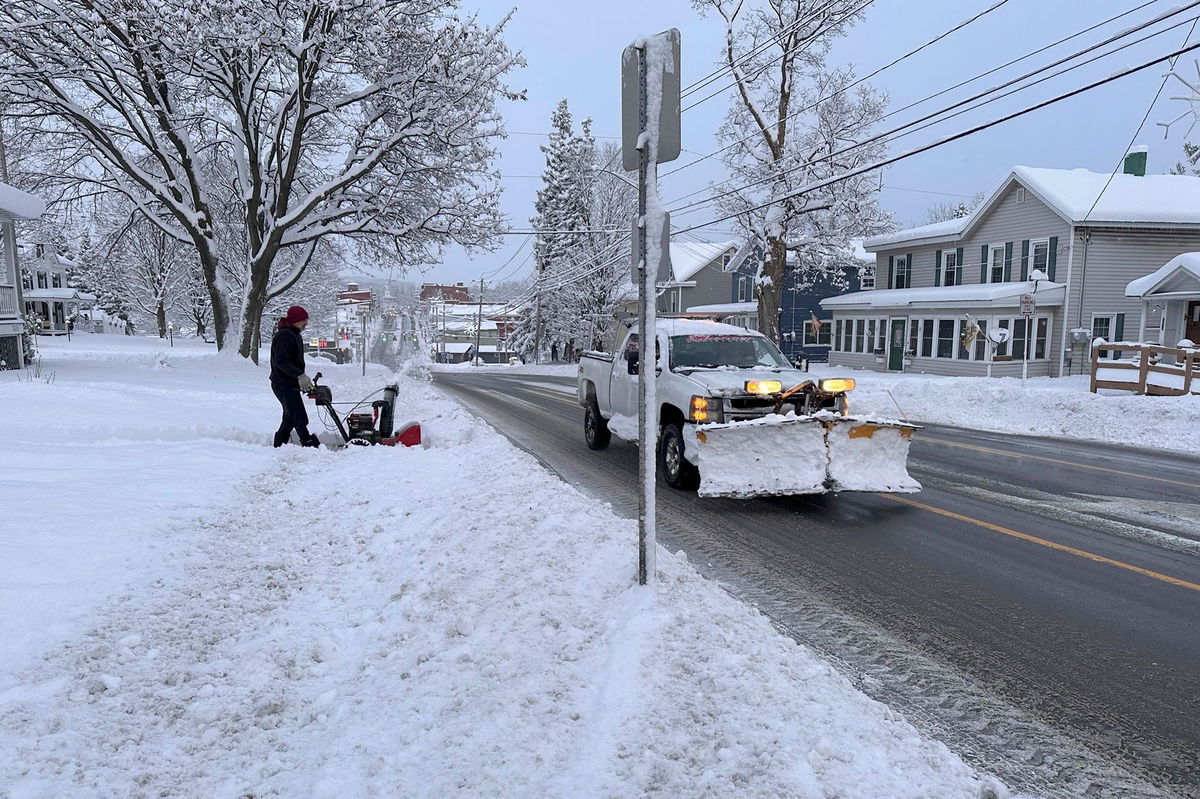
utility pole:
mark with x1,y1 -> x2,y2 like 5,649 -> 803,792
532,272 -> 542,364
474,277 -> 486,366
622,30 -> 681,586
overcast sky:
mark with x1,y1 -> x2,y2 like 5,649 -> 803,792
408,0 -> 1200,286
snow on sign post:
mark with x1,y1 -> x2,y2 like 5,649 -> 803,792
1020,293 -> 1036,382
622,29 -> 681,587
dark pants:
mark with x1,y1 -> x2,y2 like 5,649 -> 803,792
271,381 -> 312,444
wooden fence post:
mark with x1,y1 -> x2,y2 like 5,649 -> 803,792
1089,343 -> 1100,393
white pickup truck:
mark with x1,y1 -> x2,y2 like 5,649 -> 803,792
577,318 -> 920,498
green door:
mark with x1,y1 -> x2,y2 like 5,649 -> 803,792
887,318 -> 906,371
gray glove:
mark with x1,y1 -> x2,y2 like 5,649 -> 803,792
298,374 -> 315,392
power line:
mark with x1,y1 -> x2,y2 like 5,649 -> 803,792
670,6 -> 1200,218
672,37 -> 1200,236
661,0 -> 1160,186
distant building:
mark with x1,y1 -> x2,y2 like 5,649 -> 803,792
21,244 -> 96,335
419,282 -> 473,303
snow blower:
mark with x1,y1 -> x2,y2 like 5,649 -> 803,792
306,372 -> 422,448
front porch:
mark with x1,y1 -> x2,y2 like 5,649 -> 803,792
23,288 -> 96,335
1125,252 -> 1200,348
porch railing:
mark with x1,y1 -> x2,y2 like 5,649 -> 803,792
0,285 -> 18,318
1090,341 -> 1199,396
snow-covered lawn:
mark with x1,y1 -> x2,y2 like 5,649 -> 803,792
807,365 -> 1200,455
1,334 -> 1001,797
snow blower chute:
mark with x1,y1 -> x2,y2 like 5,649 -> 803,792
681,379 -> 921,499
306,372 -> 422,448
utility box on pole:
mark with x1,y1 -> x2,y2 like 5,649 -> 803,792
621,29 -> 681,587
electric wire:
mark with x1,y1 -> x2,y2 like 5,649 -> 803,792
671,37 -> 1200,235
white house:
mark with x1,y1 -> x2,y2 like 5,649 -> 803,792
1,182 -> 46,367
21,245 -> 96,334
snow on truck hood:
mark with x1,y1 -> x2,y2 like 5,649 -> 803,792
678,367 -> 813,396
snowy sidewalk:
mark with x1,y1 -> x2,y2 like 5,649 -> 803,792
0,336 -> 1002,798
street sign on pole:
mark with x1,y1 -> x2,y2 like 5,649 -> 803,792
621,30 -> 681,172
1020,293 -> 1036,317
1019,294 -> 1035,382
622,29 -> 681,587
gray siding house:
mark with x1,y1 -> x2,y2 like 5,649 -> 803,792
0,182 -> 46,368
823,152 -> 1200,377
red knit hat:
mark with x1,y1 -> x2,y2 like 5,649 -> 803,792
283,306 -> 309,326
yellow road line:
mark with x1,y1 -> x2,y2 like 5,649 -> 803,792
917,435 -> 1200,491
884,494 -> 1200,593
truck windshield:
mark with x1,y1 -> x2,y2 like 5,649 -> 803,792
670,334 -> 791,370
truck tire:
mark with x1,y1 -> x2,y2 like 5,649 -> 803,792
658,422 -> 700,491
584,399 -> 611,450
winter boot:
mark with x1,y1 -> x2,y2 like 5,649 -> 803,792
273,431 -> 291,448
301,434 -> 322,448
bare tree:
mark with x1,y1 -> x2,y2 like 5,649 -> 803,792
693,0 -> 892,342
0,0 -> 522,359
925,191 -> 986,224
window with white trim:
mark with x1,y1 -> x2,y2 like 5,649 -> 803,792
804,317 -> 832,346
893,256 -> 911,289
1030,239 -> 1049,277
942,250 -> 959,286
859,268 -> 875,290
989,245 -> 1005,283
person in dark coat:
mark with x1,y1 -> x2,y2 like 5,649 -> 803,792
270,306 -> 319,447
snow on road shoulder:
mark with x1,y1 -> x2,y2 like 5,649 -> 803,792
811,364 -> 1200,454
1,338 -> 1002,797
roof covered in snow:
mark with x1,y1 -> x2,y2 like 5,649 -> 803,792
820,280 -> 1065,310
669,240 -> 739,283
23,288 -> 97,302
686,301 -> 758,315
633,318 -> 763,337
1125,252 -> 1200,297
0,183 -> 45,220
866,166 -> 1200,251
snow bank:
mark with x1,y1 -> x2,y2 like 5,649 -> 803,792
0,334 -> 1001,797
813,364 -> 1200,453
431,361 -> 578,377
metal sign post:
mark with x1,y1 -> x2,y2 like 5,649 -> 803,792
1020,292 -> 1036,382
622,29 -> 680,586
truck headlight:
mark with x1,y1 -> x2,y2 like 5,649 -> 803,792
690,395 -> 718,423
818,378 -> 856,393
744,380 -> 782,394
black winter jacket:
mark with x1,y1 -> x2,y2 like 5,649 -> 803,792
270,325 -> 306,387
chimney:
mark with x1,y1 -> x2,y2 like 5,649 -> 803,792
1123,145 -> 1148,177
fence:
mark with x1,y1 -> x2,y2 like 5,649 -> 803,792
1090,342 -> 1199,396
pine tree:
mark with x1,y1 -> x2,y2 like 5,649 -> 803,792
1171,142 -> 1200,176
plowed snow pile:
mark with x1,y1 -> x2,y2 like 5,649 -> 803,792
0,335 -> 1003,798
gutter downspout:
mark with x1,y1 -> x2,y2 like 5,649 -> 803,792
1057,226 -> 1077,378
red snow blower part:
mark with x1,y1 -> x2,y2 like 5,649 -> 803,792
306,372 -> 422,448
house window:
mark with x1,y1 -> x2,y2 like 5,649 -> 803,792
669,289 -> 682,313
936,319 -> 956,358
37,271 -> 48,289
995,319 -> 1011,357
989,245 -> 1005,283
866,319 -> 876,353
22,272 -> 33,290
1030,239 -> 1049,277
860,269 -> 875,290
893,256 -> 911,289
1035,318 -> 1049,359
854,319 -> 865,352
1016,187 -> 1026,204
1011,318 -> 1029,360
943,250 -> 959,287
842,319 -> 853,352
907,319 -> 919,355
1091,314 -> 1112,342
973,320 -> 989,361
833,320 -> 843,351
736,275 -> 753,303
51,273 -> 62,288
920,319 -> 934,358
804,317 -> 832,346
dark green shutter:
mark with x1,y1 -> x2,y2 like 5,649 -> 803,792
1003,242 -> 1013,282
888,256 -> 894,290
956,247 -> 964,285
980,245 -> 989,283
934,250 -> 942,287
907,253 -> 913,288
1020,239 -> 1030,281
1047,236 -> 1058,281
1115,313 -> 1125,342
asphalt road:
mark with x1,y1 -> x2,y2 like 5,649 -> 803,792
433,370 -> 1200,799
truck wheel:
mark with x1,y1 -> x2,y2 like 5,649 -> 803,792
658,422 -> 700,491
584,399 -> 611,450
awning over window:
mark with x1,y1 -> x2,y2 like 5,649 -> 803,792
820,280 -> 1065,311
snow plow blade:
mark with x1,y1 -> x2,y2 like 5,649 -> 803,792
684,415 -> 921,499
